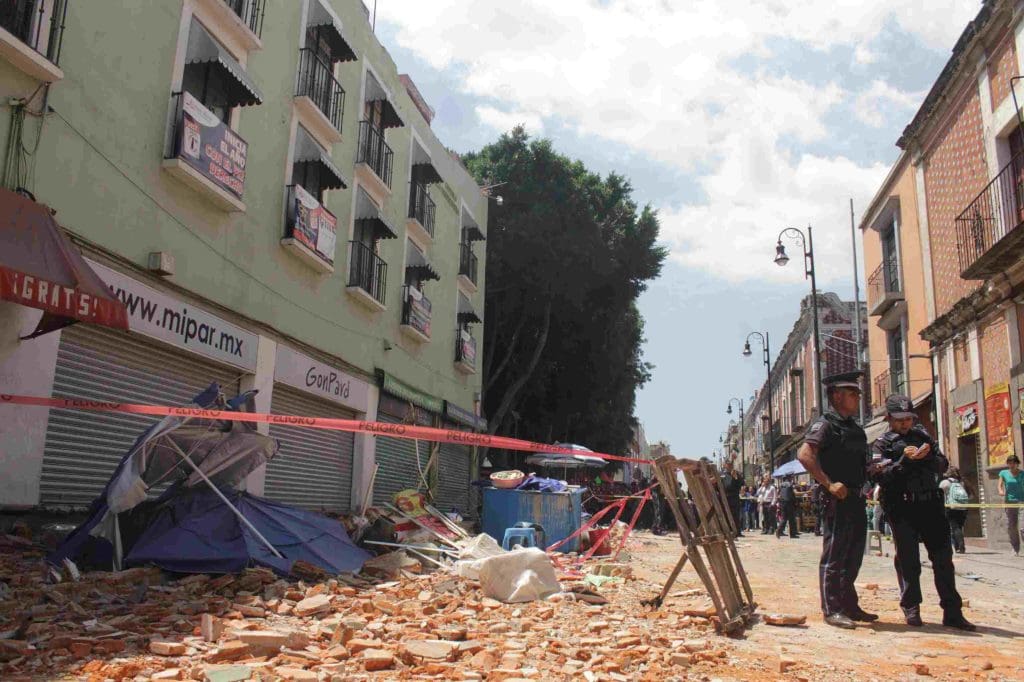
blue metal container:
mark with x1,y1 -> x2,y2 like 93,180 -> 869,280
482,486 -> 583,552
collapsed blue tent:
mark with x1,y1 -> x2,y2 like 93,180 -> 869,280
772,459 -> 807,478
126,487 -> 370,575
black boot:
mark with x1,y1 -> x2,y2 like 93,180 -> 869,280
942,612 -> 976,631
903,606 -> 923,627
846,607 -> 878,622
825,613 -> 856,629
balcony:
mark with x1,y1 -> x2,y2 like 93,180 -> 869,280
0,0 -> 68,82
459,242 -> 478,289
872,360 -> 907,411
867,259 -> 903,316
956,153 -> 1024,279
407,181 -> 436,242
346,241 -> 387,311
355,120 -> 393,196
294,47 -> 345,144
163,92 -> 248,213
223,0 -> 264,38
400,285 -> 431,344
455,331 -> 477,374
281,184 -> 337,273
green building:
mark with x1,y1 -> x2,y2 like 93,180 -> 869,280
0,0 -> 487,514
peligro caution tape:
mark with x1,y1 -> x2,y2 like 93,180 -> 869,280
0,393 -> 653,464
945,503 -> 1024,509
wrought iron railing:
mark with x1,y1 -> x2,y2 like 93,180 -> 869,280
348,241 -> 387,305
867,257 -> 900,309
0,0 -> 69,65
296,48 -> 345,131
955,153 -> 1024,275
459,243 -> 478,285
223,0 -> 264,38
455,332 -> 477,368
357,120 -> 393,189
401,285 -> 431,337
407,181 -> 435,236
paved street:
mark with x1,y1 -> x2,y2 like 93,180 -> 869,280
632,530 -> 1024,680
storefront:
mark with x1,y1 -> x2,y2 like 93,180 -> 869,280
265,345 -> 370,512
372,372 -> 441,506
436,400 -> 486,518
39,261 -> 258,508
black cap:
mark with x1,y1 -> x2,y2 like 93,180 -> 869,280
885,394 -> 915,419
822,370 -> 863,390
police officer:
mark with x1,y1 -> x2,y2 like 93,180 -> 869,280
797,370 -> 876,629
869,395 -> 975,630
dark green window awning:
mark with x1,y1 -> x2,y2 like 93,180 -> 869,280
186,19 -> 263,107
457,292 -> 481,324
307,0 -> 357,62
462,207 -> 485,241
406,241 -> 440,282
355,187 -> 398,239
411,138 -> 442,184
365,71 -> 404,129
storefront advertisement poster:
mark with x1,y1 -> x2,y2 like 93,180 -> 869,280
984,382 -> 1012,468
955,402 -> 979,437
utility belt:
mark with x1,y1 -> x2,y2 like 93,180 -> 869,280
887,489 -> 943,505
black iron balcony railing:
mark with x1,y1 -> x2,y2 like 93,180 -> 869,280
224,0 -> 264,38
348,241 -> 387,306
357,120 -> 393,189
296,48 -> 344,131
401,285 -> 432,338
956,153 -> 1024,278
408,181 -> 435,237
867,257 -> 902,313
0,0 -> 69,66
459,242 -> 478,285
455,332 -> 477,368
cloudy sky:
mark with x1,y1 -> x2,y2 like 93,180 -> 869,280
374,0 -> 981,459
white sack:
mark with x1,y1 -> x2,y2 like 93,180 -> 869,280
477,548 -> 560,603
453,533 -> 507,580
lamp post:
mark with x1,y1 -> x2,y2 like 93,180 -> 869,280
727,398 -> 746,484
774,226 -> 823,414
744,331 -> 775,474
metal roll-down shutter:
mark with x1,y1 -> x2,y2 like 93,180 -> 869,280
436,435 -> 472,517
372,412 -> 432,505
40,325 -> 240,508
265,385 -> 355,512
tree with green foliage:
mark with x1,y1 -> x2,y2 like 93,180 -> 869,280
463,127 -> 666,463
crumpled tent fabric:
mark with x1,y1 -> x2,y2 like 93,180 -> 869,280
772,459 -> 807,478
48,383 -> 278,570
125,487 -> 371,576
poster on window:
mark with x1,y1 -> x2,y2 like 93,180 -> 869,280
955,402 -> 979,437
291,184 -> 337,264
985,383 -> 1013,467
459,330 -> 476,366
404,286 -> 431,337
176,92 -> 248,199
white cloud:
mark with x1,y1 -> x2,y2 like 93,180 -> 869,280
377,0 -> 980,282
853,80 -> 925,127
475,105 -> 544,135
854,43 -> 879,65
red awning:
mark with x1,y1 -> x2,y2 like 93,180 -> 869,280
0,188 -> 128,339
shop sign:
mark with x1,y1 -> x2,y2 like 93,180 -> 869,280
379,371 -> 442,414
87,260 -> 257,370
443,400 -> 486,431
984,382 -> 1013,468
289,184 -> 337,264
274,345 -> 369,412
174,92 -> 248,199
458,330 -> 476,367
955,402 -> 979,437
404,286 -> 431,337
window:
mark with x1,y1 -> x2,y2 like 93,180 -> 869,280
181,18 -> 262,122
292,125 -> 346,202
887,327 -> 906,395
880,222 -> 900,293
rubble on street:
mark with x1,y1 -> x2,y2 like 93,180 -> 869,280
0,533 -> 734,682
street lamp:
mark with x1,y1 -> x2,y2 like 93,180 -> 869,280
727,398 -> 746,484
744,331 -> 775,474
774,226 -> 823,414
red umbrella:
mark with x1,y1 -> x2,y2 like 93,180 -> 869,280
0,187 -> 128,338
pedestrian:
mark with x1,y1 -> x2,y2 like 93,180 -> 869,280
761,476 -> 778,534
721,464 -> 744,538
939,466 -> 969,554
776,474 -> 799,538
870,394 -> 974,630
797,370 -> 875,629
744,485 -> 759,530
997,454 -> 1024,556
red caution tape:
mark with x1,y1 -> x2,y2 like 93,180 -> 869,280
0,394 -> 653,464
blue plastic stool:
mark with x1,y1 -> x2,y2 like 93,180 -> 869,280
502,527 -> 538,550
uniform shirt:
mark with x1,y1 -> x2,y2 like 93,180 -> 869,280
869,425 -> 948,498
762,484 -> 778,505
803,411 -> 869,489
999,469 -> 1024,502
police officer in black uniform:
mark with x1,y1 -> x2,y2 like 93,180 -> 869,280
797,371 -> 876,629
869,395 -> 975,630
